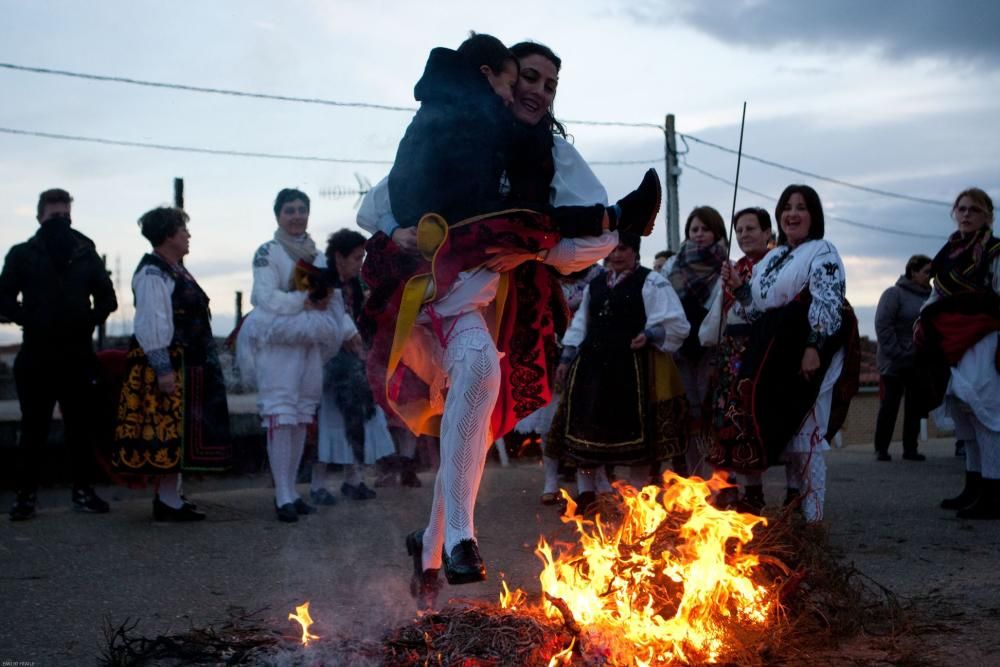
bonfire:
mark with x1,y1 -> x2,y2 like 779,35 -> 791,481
101,471 -> 903,666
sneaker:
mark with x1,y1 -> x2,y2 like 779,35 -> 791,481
902,452 -> 926,462
309,488 -> 338,506
9,491 -> 37,522
613,168 -> 661,237
341,482 -> 376,500
72,486 -> 110,514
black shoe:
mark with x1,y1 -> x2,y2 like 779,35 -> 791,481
941,472 -> 982,510
613,168 -> 661,237
406,530 -> 441,610
443,539 -> 487,585
956,479 -> 1000,520
736,485 -> 766,514
275,502 -> 299,523
399,457 -> 423,488
902,452 -> 926,462
9,491 -> 37,522
72,486 -> 110,514
153,496 -> 206,522
293,498 -> 317,515
876,451 -> 892,462
572,491 -> 597,516
309,488 -> 338,506
341,482 -> 376,500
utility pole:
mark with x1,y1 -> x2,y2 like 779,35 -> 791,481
664,114 -> 681,252
98,254 -> 108,350
235,291 -> 243,328
174,177 -> 184,210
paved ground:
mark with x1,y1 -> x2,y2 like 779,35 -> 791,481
1,438 -> 998,666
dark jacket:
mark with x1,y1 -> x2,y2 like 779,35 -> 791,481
875,275 -> 931,375
0,223 -> 117,349
388,47 -> 515,228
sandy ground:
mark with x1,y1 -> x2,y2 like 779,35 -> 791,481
1,437 -> 998,666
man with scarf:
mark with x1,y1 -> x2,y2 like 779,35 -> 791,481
1,188 -> 118,521
237,188 -> 358,522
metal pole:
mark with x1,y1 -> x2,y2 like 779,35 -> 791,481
664,114 -> 680,252
235,291 -> 243,328
98,254 -> 108,350
173,177 -> 184,210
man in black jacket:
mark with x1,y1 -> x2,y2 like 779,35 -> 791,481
0,188 -> 118,520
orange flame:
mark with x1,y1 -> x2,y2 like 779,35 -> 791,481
535,471 -> 774,665
288,601 -> 320,646
547,638 -> 575,666
499,580 -> 526,610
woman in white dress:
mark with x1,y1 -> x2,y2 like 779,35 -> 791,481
313,229 -> 396,503
722,185 -> 857,523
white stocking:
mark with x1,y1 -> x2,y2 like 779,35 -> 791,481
311,462 -> 329,492
434,315 -> 501,554
788,452 -> 826,523
156,473 -> 183,509
422,469 -> 446,570
345,463 -> 363,486
576,468 -> 596,494
287,424 -> 307,502
542,456 -> 560,495
267,425 -> 296,507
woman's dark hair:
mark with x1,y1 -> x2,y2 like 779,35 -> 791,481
273,188 -> 310,218
509,41 -> 567,137
775,184 -> 825,245
904,254 -> 932,279
684,206 -> 726,243
139,207 -> 189,247
734,206 -> 773,233
325,228 -> 367,263
654,249 -> 675,260
457,32 -> 516,76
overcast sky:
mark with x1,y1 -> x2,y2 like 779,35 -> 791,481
1,0 -> 998,342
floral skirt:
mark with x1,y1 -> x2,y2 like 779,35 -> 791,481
113,342 -> 231,475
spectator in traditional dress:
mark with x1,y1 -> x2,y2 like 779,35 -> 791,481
113,207 -> 231,520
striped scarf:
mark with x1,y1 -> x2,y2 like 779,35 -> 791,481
931,227 -> 1000,297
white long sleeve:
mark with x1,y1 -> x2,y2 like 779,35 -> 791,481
250,241 -> 308,315
356,176 -> 398,236
550,136 -> 609,207
132,266 -> 175,354
561,271 -> 689,352
643,271 -> 690,353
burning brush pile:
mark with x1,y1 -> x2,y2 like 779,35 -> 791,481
101,473 -> 901,666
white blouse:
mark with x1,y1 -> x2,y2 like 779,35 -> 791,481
562,269 -> 690,353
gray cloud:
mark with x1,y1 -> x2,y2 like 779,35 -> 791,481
627,0 -> 1000,66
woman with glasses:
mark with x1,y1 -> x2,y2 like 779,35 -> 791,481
918,188 -> 1000,519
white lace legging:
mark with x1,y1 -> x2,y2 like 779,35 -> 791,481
421,311 -> 502,570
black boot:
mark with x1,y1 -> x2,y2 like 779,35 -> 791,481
399,457 -> 422,488
443,539 -> 487,585
956,478 -> 1000,520
610,169 -> 661,237
737,485 -> 766,514
406,530 -> 441,610
941,471 -> 982,510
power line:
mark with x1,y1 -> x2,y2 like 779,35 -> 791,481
679,132 -> 951,207
681,157 -> 944,241
589,156 -> 663,165
0,127 -> 395,164
0,61 -> 959,207
0,61 -> 660,129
